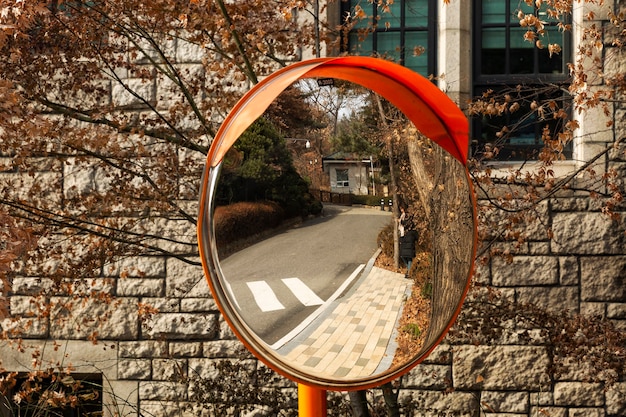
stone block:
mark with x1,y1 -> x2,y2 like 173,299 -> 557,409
180,297 -> 218,312
141,218 -> 197,253
138,381 -> 187,401
118,358 -> 152,380
529,391 -> 553,406
559,256 -> 579,285
498,327 -> 545,346
169,342 -> 202,358
145,313 -> 218,340
1,316 -> 49,338
403,364 -> 451,389
607,303 -> 626,319
550,197 -> 589,212
155,65 -> 205,113
117,278 -> 164,297
552,213 -> 626,255
119,341 -> 168,358
202,340 -> 250,359
606,382 -> 626,416
452,345 -> 551,391
219,318 -> 237,340
50,297 -> 138,340
141,297 -> 180,313
0,171 -> 62,204
472,260 -> 491,285
480,391 -> 529,415
554,357 -> 602,382
62,157 -> 113,198
140,401 -> 187,417
581,302 -> 607,317
0,340 -> 117,379
568,409 -> 605,417
554,382 -> 604,406
112,79 -> 155,108
517,286 -> 579,313
176,40 -> 206,63
187,358 -> 257,381
9,295 -> 37,316
492,256 -> 558,286
11,277 -> 54,294
490,241 -> 530,256
615,109 -> 626,148
581,256 -> 626,302
529,241 -> 550,255
478,414 -> 525,417
166,258 -> 211,298
422,343 -> 452,364
530,407 -> 566,417
604,47 -> 625,80
397,390 -> 478,417
109,256 -> 166,277
152,359 -> 187,381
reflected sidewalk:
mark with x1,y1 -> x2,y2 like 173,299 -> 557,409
276,262 -> 410,379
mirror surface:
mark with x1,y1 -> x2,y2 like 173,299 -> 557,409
203,78 -> 475,387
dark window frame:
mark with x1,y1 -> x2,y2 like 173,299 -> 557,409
340,0 -> 437,77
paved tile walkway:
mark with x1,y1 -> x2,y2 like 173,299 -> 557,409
276,265 -> 411,379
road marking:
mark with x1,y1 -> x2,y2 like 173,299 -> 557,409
282,278 -> 324,306
247,281 -> 285,312
271,264 -> 366,350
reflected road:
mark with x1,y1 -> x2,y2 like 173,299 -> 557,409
219,205 -> 392,344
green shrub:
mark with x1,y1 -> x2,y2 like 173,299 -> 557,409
421,281 -> 433,298
402,323 -> 422,339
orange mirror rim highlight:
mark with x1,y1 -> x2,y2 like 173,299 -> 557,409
207,56 -> 469,168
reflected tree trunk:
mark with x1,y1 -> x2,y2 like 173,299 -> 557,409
406,130 -> 474,343
387,133 -> 400,269
374,94 -> 401,268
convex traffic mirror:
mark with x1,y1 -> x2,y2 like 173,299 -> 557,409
197,57 -> 477,390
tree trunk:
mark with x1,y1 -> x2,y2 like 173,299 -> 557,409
348,390 -> 370,417
381,382 -> 401,417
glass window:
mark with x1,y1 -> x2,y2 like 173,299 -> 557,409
476,0 -> 569,78
473,0 -> 572,161
342,0 -> 436,77
473,87 -> 571,161
336,169 -> 349,187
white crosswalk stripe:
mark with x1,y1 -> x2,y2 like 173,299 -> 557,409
247,281 -> 284,312
246,278 -> 323,312
281,278 -> 324,306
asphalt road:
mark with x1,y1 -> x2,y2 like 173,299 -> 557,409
219,204 -> 392,344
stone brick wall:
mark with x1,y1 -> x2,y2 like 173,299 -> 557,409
4,135 -> 624,417
399,192 -> 626,416
1,2 -> 625,417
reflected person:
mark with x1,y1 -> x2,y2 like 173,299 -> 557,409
399,220 -> 418,278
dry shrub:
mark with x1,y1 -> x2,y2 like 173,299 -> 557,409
214,201 -> 285,247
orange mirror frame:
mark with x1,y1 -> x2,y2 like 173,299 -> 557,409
197,57 -> 477,390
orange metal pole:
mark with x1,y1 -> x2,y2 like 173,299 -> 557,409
298,384 -> 327,417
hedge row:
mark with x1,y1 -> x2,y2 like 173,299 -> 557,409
213,201 -> 285,247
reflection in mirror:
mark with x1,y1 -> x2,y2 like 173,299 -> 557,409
208,79 -> 474,384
